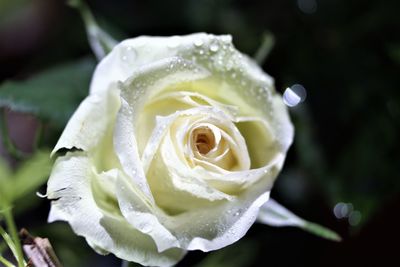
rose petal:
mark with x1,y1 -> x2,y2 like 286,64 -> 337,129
46,152 -> 185,267
164,172 -> 275,252
116,173 -> 180,252
52,87 -> 120,156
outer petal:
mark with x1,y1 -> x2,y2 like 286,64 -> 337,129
167,169 -> 277,252
46,152 -> 185,267
116,173 -> 180,252
52,87 -> 120,155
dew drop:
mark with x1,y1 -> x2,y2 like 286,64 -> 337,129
194,38 -> 204,47
121,46 -> 136,64
198,49 -> 204,55
283,84 -> 307,107
140,223 -> 153,233
210,43 -> 219,52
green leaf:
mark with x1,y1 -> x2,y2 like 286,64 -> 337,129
257,198 -> 341,242
11,150 -> 53,202
0,151 -> 53,207
0,58 -> 95,129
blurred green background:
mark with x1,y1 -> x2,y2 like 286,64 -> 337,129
0,0 -> 399,266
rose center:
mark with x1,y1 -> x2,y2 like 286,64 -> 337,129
192,127 -> 216,155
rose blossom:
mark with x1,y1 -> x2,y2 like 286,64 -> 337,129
46,33 -> 294,266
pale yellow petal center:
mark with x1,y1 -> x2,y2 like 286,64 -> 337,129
192,126 -> 216,155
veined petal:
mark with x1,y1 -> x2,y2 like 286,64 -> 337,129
46,152 -> 185,267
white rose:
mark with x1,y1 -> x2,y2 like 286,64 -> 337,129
46,33 -> 294,266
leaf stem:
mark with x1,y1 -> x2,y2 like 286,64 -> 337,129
67,0 -> 117,60
3,209 -> 24,267
253,32 -> 275,65
0,254 -> 15,267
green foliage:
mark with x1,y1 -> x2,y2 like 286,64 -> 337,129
0,151 -> 53,206
0,58 -> 95,129
0,225 -> 18,267
0,151 -> 52,267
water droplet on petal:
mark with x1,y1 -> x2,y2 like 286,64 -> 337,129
283,84 -> 307,107
194,38 -> 204,47
121,46 -> 136,64
210,43 -> 219,52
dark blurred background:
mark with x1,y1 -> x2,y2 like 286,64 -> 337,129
1,0 -> 399,266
